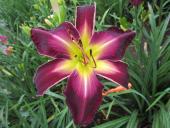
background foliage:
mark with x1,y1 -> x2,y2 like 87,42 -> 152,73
0,0 -> 170,127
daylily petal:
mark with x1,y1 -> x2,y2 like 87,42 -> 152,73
31,22 -> 80,58
130,0 -> 143,6
76,4 -> 96,48
90,28 -> 136,60
34,58 -> 76,95
95,60 -> 129,88
0,35 -> 7,41
0,35 -> 8,44
64,69 -> 103,125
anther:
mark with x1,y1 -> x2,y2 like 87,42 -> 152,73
78,40 -> 83,48
90,49 -> 92,55
90,49 -> 97,68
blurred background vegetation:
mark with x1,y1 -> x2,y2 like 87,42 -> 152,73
0,0 -> 170,127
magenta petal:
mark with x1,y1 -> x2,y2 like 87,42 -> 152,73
76,4 -> 96,45
95,60 -> 129,88
31,22 -> 80,58
0,35 -> 8,44
0,35 -> 7,42
34,58 -> 73,95
64,70 -> 103,125
90,28 -> 136,60
51,22 -> 80,42
130,0 -> 143,6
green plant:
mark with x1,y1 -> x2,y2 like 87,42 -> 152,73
0,0 -> 170,127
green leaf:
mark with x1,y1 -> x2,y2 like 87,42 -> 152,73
92,116 -> 129,128
126,110 -> 138,128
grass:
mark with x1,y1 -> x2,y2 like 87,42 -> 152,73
0,0 -> 170,127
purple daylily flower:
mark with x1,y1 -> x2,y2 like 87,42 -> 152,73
130,0 -> 143,6
31,4 -> 135,126
0,35 -> 8,44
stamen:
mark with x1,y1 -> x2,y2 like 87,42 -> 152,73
77,40 -> 89,65
90,49 -> 92,55
67,29 -> 89,65
73,39 -> 89,65
90,49 -> 97,68
78,40 -> 83,48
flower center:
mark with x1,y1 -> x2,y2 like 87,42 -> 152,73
73,39 -> 96,68
67,28 -> 96,68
